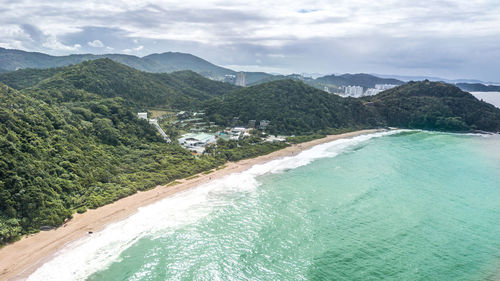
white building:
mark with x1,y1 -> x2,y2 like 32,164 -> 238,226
375,84 -> 398,91
364,88 -> 382,96
344,86 -> 364,97
137,112 -> 148,120
178,133 -> 216,153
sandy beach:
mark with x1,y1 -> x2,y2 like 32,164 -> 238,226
0,129 -> 380,280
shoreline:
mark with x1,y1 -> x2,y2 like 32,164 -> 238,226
0,129 -> 381,280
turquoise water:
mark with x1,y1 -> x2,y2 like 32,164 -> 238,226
30,131 -> 500,280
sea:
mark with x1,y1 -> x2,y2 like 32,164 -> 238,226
471,92 -> 500,108
28,130 -> 500,281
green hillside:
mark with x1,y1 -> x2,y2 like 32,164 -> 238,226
0,67 -> 66,89
0,81 -> 231,244
5,59 -> 236,109
205,80 -> 500,134
363,81 -> 500,131
204,80 -> 382,135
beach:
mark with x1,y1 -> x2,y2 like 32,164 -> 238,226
0,129 -> 380,281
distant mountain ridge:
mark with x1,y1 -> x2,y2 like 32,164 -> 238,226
315,73 -> 405,88
455,83 -> 500,92
0,47 -> 272,84
1,47 -> 498,92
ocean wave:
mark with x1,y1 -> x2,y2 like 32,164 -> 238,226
27,130 -> 400,281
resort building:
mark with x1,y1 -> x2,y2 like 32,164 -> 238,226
178,133 -> 216,154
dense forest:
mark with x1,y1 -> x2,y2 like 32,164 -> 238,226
0,82 -> 231,244
204,79 -> 500,134
1,60 -> 500,245
204,80 -> 382,135
0,60 -> 286,244
0,59 -> 236,109
363,80 -> 500,132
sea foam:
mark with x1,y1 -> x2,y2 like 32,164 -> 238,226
27,130 -> 400,281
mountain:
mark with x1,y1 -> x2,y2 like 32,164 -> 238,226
204,80 -> 382,135
0,67 -> 66,89
371,73 -> 500,85
363,80 -> 500,132
315,73 -> 404,88
143,52 -> 234,77
247,74 -> 309,86
0,47 -> 272,84
205,79 -> 500,134
455,83 -> 500,92
1,59 -> 236,108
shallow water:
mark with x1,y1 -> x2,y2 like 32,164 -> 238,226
28,131 -> 500,281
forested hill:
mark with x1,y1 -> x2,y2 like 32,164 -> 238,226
0,81 -> 228,244
0,59 -> 236,109
0,67 -> 66,89
204,80 -> 383,135
315,73 -> 404,88
204,79 -> 500,134
363,81 -> 500,132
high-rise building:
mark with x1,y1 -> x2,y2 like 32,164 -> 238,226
235,72 -> 246,87
344,86 -> 364,97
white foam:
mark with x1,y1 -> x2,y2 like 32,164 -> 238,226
27,130 -> 401,281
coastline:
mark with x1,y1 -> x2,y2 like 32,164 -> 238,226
0,129 -> 381,281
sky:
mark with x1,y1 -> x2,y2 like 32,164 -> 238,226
0,0 -> 499,81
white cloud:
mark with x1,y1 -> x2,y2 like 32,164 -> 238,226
0,0 -> 500,80
123,45 -> 143,53
2,0 -> 499,45
87,39 -> 104,47
42,35 -> 81,51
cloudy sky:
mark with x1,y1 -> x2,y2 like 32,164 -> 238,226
1,0 -> 499,81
